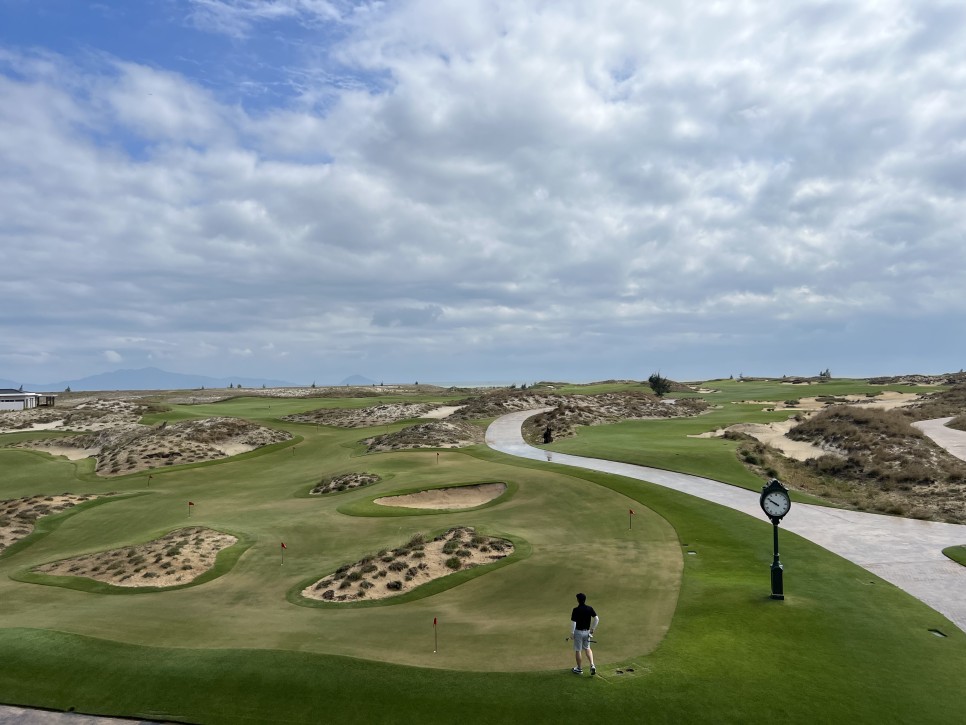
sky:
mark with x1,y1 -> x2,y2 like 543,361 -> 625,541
1,0 -> 965,385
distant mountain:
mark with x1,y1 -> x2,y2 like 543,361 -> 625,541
339,374 -> 377,386
1,367 -> 298,392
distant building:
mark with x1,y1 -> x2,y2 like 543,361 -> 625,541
0,389 -> 57,411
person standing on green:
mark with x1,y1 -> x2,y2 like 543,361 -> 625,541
570,592 -> 599,675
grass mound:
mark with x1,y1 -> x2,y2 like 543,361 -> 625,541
283,403 -> 436,428
300,527 -> 513,602
32,526 -> 238,588
311,472 -> 381,495
0,494 -> 99,554
364,421 -> 484,452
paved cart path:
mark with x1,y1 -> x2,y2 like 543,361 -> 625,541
486,410 -> 966,634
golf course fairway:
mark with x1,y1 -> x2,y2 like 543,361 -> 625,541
1,391 -> 965,724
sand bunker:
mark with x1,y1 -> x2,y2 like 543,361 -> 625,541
374,483 -> 507,510
34,527 -> 237,588
302,527 -> 513,602
422,405 -> 464,419
0,494 -> 100,554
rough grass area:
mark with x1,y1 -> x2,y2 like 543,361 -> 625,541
310,472 -> 381,495
33,527 -> 237,588
16,417 -> 292,476
301,527 -> 513,602
0,494 -> 99,553
363,421 -> 484,452
784,407 -> 966,522
282,402 -> 437,427
902,383 -> 966,421
522,391 -> 709,442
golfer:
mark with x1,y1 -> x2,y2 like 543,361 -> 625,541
569,592 -> 599,675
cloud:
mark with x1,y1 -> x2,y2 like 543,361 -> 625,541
103,350 -> 123,363
1,2 -> 966,383
371,305 -> 444,328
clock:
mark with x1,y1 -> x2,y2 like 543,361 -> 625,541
759,479 -> 791,521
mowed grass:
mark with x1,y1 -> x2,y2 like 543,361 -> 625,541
0,388 -> 965,723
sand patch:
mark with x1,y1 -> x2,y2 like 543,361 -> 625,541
33,526 -> 237,588
0,494 -> 100,554
691,420 -> 838,461
301,527 -> 513,602
422,405 -> 464,419
33,445 -> 100,461
374,483 -> 506,510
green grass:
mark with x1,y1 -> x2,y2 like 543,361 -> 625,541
1,385 -> 965,723
944,545 -> 966,567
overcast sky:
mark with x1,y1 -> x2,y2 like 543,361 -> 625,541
1,1 -> 964,385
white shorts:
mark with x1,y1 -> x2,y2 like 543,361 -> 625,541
573,630 -> 591,651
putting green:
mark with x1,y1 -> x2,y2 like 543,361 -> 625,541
0,405 -> 681,673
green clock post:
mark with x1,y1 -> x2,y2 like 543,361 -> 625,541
759,478 -> 791,600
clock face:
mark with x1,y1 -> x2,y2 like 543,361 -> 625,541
762,491 -> 791,518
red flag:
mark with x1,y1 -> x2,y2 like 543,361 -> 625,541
281,542 -> 287,549
188,501 -> 195,506
629,509 -> 635,515
433,617 -> 437,627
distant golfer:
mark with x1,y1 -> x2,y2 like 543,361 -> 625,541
569,592 -> 599,675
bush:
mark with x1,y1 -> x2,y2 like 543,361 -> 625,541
445,557 -> 461,570
386,580 -> 403,590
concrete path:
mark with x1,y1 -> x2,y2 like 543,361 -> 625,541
913,416 -> 966,461
0,706 -> 158,724
486,410 -> 966,634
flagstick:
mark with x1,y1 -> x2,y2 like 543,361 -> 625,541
629,510 -> 632,530
434,618 -> 438,653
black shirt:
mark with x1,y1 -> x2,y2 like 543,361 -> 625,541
571,603 -> 597,630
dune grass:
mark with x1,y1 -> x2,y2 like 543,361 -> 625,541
1,387 -> 965,723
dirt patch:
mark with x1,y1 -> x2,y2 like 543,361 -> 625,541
301,527 -> 513,602
14,417 -> 291,476
0,494 -> 100,554
364,421 -> 485,452
34,526 -> 237,587
375,483 -> 506,509
311,472 -> 382,495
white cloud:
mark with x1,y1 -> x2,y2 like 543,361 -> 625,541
103,350 -> 123,363
2,2 -> 966,382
